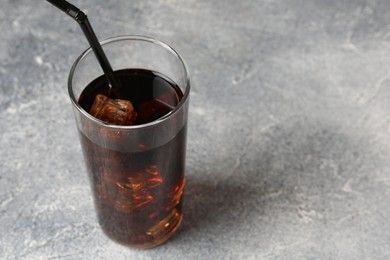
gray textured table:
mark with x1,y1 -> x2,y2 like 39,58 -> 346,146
1,0 -> 390,259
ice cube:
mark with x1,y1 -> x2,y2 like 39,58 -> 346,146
145,165 -> 163,188
115,166 -> 163,192
111,166 -> 164,211
106,175 -> 156,212
89,94 -> 137,125
165,181 -> 184,211
146,209 -> 180,237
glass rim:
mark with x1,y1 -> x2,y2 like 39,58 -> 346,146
68,35 -> 191,130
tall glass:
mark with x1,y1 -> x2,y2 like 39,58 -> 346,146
68,36 -> 190,248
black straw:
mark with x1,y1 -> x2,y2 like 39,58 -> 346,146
47,0 -> 119,90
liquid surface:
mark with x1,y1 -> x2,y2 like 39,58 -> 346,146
79,68 -> 183,125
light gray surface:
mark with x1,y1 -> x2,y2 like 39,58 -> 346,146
1,0 -> 390,259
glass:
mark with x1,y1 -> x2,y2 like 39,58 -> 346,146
68,36 -> 190,248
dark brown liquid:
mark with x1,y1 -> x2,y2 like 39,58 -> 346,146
79,69 -> 183,125
78,69 -> 186,247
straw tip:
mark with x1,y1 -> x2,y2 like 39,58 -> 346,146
46,0 -> 86,23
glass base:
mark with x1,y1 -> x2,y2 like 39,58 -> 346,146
101,212 -> 183,249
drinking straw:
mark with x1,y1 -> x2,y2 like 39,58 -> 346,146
47,0 -> 119,90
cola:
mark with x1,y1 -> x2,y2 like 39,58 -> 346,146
78,69 -> 186,247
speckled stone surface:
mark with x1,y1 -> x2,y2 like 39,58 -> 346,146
2,0 -> 390,259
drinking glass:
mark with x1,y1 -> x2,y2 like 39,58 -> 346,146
68,35 -> 190,248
